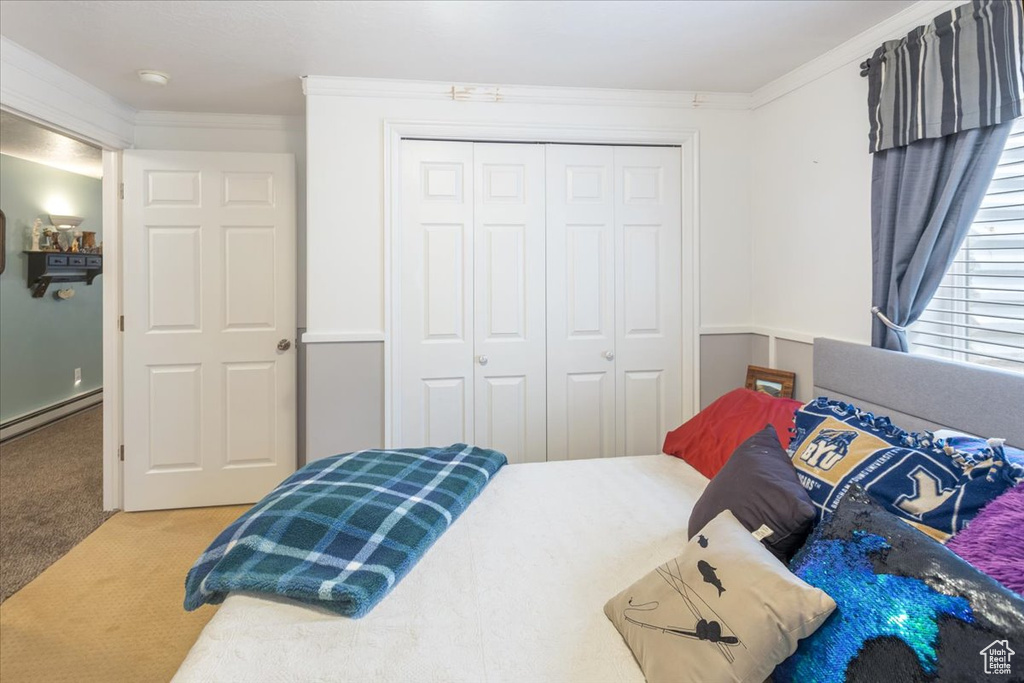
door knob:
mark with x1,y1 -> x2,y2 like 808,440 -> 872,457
277,339 -> 292,352
603,350 -> 615,361
477,355 -> 488,366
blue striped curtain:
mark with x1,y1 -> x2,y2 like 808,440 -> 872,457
864,0 -> 1023,153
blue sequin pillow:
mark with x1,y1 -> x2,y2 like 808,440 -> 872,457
775,486 -> 1024,683
788,398 -> 1019,541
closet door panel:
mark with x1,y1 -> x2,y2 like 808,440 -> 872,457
614,147 -> 683,456
546,145 -> 616,460
399,141 -> 475,447
473,143 -> 547,464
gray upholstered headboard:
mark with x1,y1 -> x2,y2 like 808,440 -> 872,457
813,338 -> 1024,448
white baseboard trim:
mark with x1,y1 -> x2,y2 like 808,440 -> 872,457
0,389 -> 103,443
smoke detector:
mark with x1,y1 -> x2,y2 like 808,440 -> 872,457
137,70 -> 170,86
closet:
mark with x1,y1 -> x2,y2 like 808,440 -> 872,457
398,140 -> 683,465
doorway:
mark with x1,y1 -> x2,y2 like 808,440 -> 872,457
0,110 -> 111,601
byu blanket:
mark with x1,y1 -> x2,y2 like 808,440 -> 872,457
184,444 -> 507,617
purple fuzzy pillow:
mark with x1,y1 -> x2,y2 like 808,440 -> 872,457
947,483 -> 1024,595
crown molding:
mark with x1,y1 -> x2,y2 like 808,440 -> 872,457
749,0 -> 963,110
303,75 -> 752,111
134,110 -> 304,131
0,0 -> 965,147
0,36 -> 136,148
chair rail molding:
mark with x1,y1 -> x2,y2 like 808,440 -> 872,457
0,36 -> 135,149
301,331 -> 386,344
699,325 -> 868,369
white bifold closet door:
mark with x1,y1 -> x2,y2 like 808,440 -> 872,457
545,145 -> 617,459
399,141 -> 547,463
399,140 -> 682,462
546,145 -> 683,459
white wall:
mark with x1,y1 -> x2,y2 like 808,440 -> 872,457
304,86 -> 754,337
747,0 -> 961,346
749,66 -> 874,345
302,84 -> 756,455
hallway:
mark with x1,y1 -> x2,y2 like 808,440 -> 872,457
0,407 -> 111,602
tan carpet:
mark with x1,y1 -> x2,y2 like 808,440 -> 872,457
0,504 -> 248,683
1,407 -> 114,602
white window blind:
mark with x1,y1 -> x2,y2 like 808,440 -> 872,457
908,117 -> 1024,373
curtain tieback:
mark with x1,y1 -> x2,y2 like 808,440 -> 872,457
871,306 -> 907,333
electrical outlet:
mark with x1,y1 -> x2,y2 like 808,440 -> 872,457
74,368 -> 82,385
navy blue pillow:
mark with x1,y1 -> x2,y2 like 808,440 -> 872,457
775,486 -> 1024,683
688,425 -> 815,562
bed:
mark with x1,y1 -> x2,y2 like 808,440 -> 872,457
173,338 -> 1024,682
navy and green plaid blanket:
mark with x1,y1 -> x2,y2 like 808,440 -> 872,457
184,444 -> 506,618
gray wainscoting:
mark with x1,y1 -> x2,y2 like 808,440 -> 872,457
775,338 -> 815,403
699,333 -> 767,408
304,341 -> 385,462
303,334 -> 815,462
698,333 -> 814,407
296,330 -> 307,465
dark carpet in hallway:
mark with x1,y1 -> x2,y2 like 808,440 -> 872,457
0,407 -> 112,602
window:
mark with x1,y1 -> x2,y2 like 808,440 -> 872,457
908,118 -> 1024,373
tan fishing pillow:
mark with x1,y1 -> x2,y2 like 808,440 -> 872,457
604,510 -> 835,683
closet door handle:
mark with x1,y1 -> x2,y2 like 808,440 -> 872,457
477,355 -> 489,366
603,351 -> 615,361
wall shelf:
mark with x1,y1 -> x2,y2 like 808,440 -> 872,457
24,251 -> 102,298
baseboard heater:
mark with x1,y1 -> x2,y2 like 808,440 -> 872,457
0,389 -> 103,443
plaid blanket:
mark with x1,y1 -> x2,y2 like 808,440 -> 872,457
184,444 -> 506,617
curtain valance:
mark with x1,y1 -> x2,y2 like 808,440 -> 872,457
864,0 -> 1023,153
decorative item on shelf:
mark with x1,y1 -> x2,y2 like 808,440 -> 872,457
745,365 -> 796,399
81,231 -> 97,251
41,227 -> 56,251
30,218 -> 42,251
48,215 -> 83,254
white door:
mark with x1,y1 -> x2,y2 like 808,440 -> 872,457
473,143 -> 547,463
545,145 -> 617,460
613,147 -> 683,456
122,151 -> 297,511
398,141 -> 475,447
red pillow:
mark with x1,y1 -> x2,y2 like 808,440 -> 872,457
663,388 -> 802,479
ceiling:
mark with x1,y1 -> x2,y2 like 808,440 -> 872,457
0,111 -> 103,178
0,0 -> 918,116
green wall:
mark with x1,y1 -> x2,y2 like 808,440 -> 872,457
0,154 -> 103,422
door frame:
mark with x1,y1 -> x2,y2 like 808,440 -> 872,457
100,148 -> 123,510
0,104 -> 125,510
383,120 -> 701,449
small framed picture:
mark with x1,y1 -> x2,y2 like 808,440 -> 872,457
745,365 -> 795,399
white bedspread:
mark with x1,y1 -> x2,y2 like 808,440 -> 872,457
174,455 -> 708,683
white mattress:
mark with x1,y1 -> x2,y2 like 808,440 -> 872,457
174,455 -> 708,683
